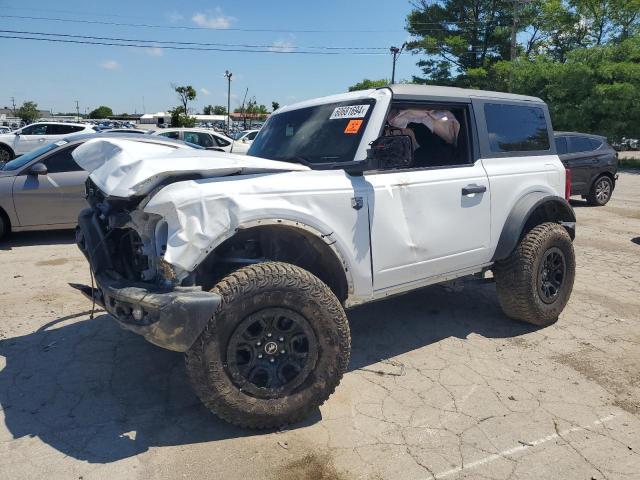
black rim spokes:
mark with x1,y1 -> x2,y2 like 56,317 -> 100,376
538,247 -> 566,304
226,308 -> 318,398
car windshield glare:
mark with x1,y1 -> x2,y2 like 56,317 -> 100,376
247,99 -> 375,166
1,142 -> 65,170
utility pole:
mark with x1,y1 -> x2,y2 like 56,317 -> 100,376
240,88 -> 248,130
390,43 -> 406,84
224,70 -> 232,135
10,96 -> 16,116
75,100 -> 80,121
510,1 -> 519,62
142,96 -> 146,114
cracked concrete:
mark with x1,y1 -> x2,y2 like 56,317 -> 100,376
1,171 -> 639,480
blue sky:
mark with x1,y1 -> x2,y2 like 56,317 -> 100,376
0,0 -> 419,114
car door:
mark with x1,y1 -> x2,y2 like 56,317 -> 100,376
12,124 -> 50,155
365,104 -> 491,292
12,144 -> 88,226
564,136 -> 594,194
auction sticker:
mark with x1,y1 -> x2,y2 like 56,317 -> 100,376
344,119 -> 363,134
330,104 -> 370,120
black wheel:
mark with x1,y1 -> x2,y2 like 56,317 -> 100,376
0,145 -> 13,164
493,223 -> 575,326
586,176 -> 613,206
0,212 -> 8,240
185,262 -> 350,429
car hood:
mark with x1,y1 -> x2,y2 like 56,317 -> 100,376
72,137 -> 309,198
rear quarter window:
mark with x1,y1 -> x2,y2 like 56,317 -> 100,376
484,103 -> 550,153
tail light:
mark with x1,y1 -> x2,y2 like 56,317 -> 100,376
565,168 -> 572,201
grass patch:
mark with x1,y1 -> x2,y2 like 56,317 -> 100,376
619,157 -> 640,169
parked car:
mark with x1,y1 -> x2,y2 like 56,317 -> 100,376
103,128 -> 153,135
151,128 -> 234,152
231,129 -> 260,154
72,85 -> 576,429
0,126 -> 12,134
0,122 -> 96,162
611,137 -> 639,151
0,134 -> 199,239
554,131 -> 618,206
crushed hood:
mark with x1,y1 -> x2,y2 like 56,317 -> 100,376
72,137 -> 309,198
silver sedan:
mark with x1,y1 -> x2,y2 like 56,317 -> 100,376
0,134 -> 198,239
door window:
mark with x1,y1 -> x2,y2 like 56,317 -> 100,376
158,131 -> 180,140
555,137 -> 568,154
184,131 -> 214,148
43,146 -> 82,173
484,103 -> 550,152
48,124 -> 84,135
20,124 -> 48,135
247,131 -> 258,140
568,136 -> 592,153
214,135 -> 231,147
589,138 -> 602,150
381,104 -> 472,169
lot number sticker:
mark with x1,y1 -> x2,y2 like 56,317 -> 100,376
344,119 -> 363,134
330,104 -> 370,120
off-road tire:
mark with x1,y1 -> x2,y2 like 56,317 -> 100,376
185,262 -> 351,429
493,222 -> 575,326
0,145 -> 13,163
586,175 -> 613,206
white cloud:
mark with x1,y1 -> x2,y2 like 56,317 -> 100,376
269,35 -> 296,53
145,46 -> 164,57
99,59 -> 120,70
192,9 -> 234,29
200,87 -> 211,95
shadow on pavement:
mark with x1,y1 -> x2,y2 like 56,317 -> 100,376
0,229 -> 76,250
632,237 -> 640,246
0,280 -> 537,463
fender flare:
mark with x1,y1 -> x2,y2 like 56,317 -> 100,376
492,192 -> 576,262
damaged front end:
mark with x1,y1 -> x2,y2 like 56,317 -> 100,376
74,179 -> 220,352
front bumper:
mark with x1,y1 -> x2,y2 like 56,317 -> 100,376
75,208 -> 220,352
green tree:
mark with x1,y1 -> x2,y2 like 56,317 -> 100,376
170,85 -> 197,127
348,78 -> 389,91
203,105 -> 214,115
173,85 -> 197,114
484,36 -> 640,140
213,105 -> 227,115
17,101 -> 39,124
271,101 -> 280,111
169,106 -> 196,128
89,105 -> 114,119
406,0 -> 514,84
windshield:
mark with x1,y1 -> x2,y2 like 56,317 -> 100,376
247,99 -> 375,165
233,131 -> 248,140
1,141 -> 66,170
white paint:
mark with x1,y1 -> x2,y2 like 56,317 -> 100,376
432,414 -> 618,479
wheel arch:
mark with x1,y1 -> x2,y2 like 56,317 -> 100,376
492,192 -> 575,262
591,171 -> 616,190
194,219 -> 353,304
0,204 -> 11,237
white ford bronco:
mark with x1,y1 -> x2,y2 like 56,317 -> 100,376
73,85 -> 576,429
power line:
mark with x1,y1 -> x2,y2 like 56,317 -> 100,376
0,29 -> 388,51
0,34 -> 391,55
0,14 -> 406,33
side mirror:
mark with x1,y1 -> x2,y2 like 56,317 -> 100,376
368,135 -> 413,170
29,162 -> 48,176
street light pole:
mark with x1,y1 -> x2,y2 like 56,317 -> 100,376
224,70 -> 232,136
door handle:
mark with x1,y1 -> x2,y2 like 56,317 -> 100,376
462,185 -> 487,195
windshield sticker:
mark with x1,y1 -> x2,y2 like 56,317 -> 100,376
285,124 -> 294,137
344,119 -> 363,135
330,104 -> 370,120
54,140 -> 69,146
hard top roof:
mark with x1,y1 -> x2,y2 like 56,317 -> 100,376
387,84 -> 544,103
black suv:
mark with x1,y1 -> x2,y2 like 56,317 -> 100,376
555,132 -> 618,206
